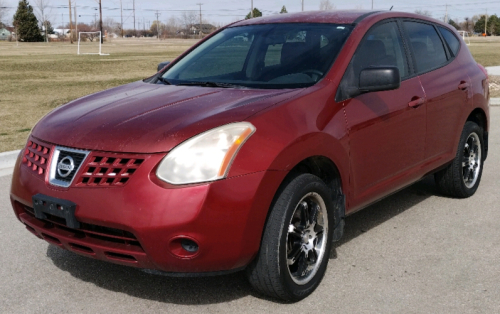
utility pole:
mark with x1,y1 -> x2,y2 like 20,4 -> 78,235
99,0 -> 103,44
74,4 -> 77,41
444,4 -> 448,23
120,0 -> 123,37
155,11 -> 160,39
133,0 -> 136,36
371,0 -> 373,10
251,0 -> 253,17
485,9 -> 488,36
197,3 -> 202,37
302,0 -> 304,12
68,0 -> 73,43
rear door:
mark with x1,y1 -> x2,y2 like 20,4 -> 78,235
340,20 -> 427,211
402,21 -> 471,162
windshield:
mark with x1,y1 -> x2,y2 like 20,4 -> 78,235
161,23 -> 353,89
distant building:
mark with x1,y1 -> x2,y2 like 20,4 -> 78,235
190,23 -> 216,35
0,28 -> 12,41
53,29 -> 71,37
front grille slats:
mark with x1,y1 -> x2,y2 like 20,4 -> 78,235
21,138 -> 146,188
21,140 -> 51,178
76,154 -> 144,187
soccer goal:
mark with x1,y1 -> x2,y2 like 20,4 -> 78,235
77,31 -> 109,55
458,31 -> 470,46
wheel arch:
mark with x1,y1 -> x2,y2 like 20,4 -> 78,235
249,154 -> 347,266
466,108 -> 488,160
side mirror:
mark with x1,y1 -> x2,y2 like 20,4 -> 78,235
359,66 -> 400,93
157,61 -> 171,72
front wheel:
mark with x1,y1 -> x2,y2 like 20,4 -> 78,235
435,121 -> 485,198
246,173 -> 334,301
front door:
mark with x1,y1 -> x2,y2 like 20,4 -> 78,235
341,20 -> 427,211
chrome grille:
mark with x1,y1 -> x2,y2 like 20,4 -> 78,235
49,147 -> 90,187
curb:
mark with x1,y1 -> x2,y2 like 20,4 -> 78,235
0,150 -> 20,177
486,66 -> 500,76
491,98 -> 500,106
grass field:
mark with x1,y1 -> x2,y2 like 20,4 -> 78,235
1,36 -> 499,152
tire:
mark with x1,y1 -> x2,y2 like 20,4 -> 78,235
435,121 -> 484,198
246,173 -> 335,301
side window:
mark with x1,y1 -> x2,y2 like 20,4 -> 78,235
352,22 -> 409,80
403,21 -> 447,73
438,26 -> 460,56
336,21 -> 408,101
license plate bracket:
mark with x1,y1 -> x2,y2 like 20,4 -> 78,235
32,194 -> 80,229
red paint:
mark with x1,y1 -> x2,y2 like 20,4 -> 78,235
10,11 -> 489,274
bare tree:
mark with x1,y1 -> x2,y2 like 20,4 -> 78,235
33,0 -> 52,42
164,16 -> 180,37
180,11 -> 197,31
319,0 -> 335,11
414,10 -> 432,18
103,17 -> 120,34
0,0 -> 10,27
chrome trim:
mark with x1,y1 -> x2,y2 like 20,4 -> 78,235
49,146 -> 90,188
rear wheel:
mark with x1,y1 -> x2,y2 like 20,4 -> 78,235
435,121 -> 484,198
246,173 -> 334,301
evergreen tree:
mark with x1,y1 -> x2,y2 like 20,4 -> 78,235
245,8 -> 262,19
448,19 -> 460,30
474,15 -> 489,35
488,14 -> 500,36
280,6 -> 288,14
13,0 -> 43,42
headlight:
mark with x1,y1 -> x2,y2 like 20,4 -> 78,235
156,122 -> 256,185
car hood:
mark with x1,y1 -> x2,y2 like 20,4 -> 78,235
32,81 -> 301,153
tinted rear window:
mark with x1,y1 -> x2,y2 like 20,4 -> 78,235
438,26 -> 460,56
404,21 -> 447,74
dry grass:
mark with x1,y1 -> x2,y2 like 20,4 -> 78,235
0,38 -> 197,151
467,36 -> 500,67
0,36 -> 499,152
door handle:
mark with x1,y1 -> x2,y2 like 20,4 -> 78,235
458,81 -> 470,90
408,97 -> 425,108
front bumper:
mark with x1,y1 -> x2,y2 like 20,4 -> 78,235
10,140 -> 285,273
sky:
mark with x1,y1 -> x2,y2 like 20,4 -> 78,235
1,0 -> 500,29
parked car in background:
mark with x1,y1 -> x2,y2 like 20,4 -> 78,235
11,10 -> 489,301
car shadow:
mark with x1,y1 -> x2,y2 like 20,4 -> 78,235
329,175 -> 436,258
46,176 -> 436,304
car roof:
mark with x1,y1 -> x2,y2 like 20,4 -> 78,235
232,10 -> 374,26
230,10 -> 451,29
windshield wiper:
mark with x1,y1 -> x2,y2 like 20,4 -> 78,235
156,76 -> 172,85
176,81 -> 241,88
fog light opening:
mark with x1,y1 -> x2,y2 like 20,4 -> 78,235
169,236 -> 200,258
181,239 -> 199,253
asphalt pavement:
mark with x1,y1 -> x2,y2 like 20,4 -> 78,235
1,108 -> 499,313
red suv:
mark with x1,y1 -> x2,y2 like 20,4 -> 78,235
10,11 -> 489,301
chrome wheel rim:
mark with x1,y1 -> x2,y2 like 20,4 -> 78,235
462,132 -> 481,189
286,192 -> 328,285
